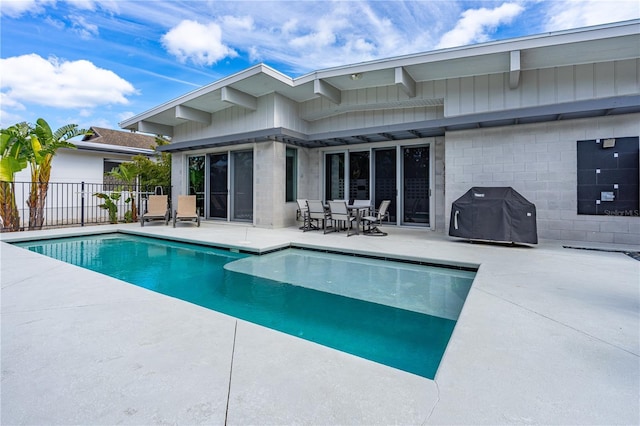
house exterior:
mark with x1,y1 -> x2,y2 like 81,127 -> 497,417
120,20 -> 640,244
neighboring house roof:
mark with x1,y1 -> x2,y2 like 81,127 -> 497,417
119,19 -> 640,151
83,127 -> 158,150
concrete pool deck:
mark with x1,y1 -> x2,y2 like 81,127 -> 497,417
1,222 -> 638,425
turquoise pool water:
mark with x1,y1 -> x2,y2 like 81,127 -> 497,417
15,233 -> 475,379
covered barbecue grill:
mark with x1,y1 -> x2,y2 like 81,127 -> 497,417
449,187 -> 538,244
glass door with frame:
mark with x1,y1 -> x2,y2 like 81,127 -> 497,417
209,153 -> 228,219
325,152 -> 345,202
373,148 -> 397,222
231,150 -> 253,221
188,156 -> 205,216
349,151 -> 370,202
402,145 -> 429,226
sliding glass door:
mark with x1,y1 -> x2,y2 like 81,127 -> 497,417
325,152 -> 345,201
402,145 -> 429,226
349,151 -> 370,201
231,150 -> 253,221
207,151 -> 253,221
373,148 -> 397,222
209,153 -> 228,219
188,156 -> 205,216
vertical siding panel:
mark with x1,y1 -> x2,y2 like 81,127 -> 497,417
504,72 -> 521,109
459,76 -> 474,114
538,68 -> 556,105
520,69 -> 538,107
474,74 -> 489,113
445,78 -> 461,117
557,66 -> 575,102
575,64 -> 595,100
419,81 -> 430,99
595,62 -> 615,97
488,73 -> 504,111
615,59 -> 639,95
433,79 -> 446,100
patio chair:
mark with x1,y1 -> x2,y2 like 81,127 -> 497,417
328,200 -> 356,236
307,200 -> 330,233
297,199 -> 313,231
140,195 -> 169,227
361,200 -> 391,236
173,195 -> 200,227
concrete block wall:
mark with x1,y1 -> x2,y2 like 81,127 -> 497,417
444,114 -> 640,244
254,141 -> 279,228
170,153 -> 186,213
433,137 -> 446,232
254,141 -> 319,228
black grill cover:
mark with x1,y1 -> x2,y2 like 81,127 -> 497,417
449,187 -> 538,244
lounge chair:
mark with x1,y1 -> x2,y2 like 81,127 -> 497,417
140,195 -> 169,226
361,200 -> 391,236
306,200 -> 330,233
328,200 -> 356,236
173,195 -> 200,227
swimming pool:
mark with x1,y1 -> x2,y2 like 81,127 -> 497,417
15,233 -> 475,379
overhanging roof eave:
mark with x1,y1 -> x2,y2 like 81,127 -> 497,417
157,95 -> 640,152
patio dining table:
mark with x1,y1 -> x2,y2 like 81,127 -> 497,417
346,204 -> 370,236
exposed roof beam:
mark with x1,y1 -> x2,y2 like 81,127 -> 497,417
138,120 -> 173,137
221,86 -> 257,110
379,133 -> 396,140
509,50 -> 521,90
314,78 -> 341,104
175,105 -> 211,124
395,66 -> 416,98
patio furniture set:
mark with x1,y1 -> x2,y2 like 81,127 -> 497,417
297,199 -> 391,236
140,195 -> 200,227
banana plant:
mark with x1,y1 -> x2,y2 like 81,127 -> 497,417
0,123 -> 30,231
107,162 -> 138,222
95,192 -> 121,224
27,118 -> 89,230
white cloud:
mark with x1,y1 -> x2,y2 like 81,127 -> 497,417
199,1 -> 456,72
543,0 -> 640,31
117,111 -> 135,122
69,13 -> 99,39
0,0 -> 118,18
0,0 -> 54,17
161,20 -> 238,66
220,15 -> 253,31
436,3 -> 525,49
0,54 -> 137,109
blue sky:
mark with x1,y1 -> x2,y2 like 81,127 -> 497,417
1,0 -> 639,132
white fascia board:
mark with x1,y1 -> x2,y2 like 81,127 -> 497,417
72,141 -> 155,156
